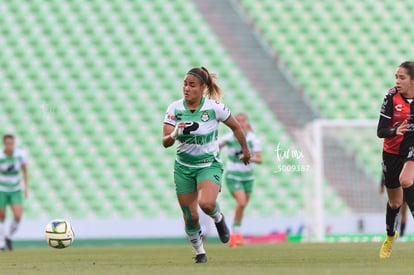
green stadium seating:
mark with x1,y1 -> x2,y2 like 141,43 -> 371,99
238,0 -> 405,182
0,0 -> 347,219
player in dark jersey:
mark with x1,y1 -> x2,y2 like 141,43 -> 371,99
377,61 -> 414,259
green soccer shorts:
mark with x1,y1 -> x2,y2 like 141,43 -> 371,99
174,161 -> 223,195
0,190 -> 23,209
225,177 -> 254,194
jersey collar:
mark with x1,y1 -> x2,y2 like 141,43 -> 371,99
184,96 -> 205,112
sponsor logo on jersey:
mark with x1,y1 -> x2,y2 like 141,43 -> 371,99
395,104 -> 402,112
201,111 -> 209,122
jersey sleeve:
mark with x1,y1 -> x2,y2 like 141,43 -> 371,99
214,101 -> 231,122
377,88 -> 397,138
163,103 -> 176,127
20,149 -> 28,165
251,134 -> 262,153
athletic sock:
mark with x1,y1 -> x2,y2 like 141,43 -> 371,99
403,184 -> 414,217
186,226 -> 205,255
0,221 -> 4,248
400,222 -> 406,237
232,222 -> 241,234
7,219 -> 20,239
386,202 -> 400,236
208,204 -> 223,223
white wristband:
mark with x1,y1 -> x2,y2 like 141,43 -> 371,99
170,125 -> 183,139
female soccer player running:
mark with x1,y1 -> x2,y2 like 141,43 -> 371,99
220,113 -> 262,247
163,67 -> 251,263
378,61 -> 414,258
0,134 -> 28,251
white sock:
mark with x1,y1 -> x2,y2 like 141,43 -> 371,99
233,224 -> 242,234
7,219 -> 20,239
0,221 -> 5,248
188,230 -> 205,255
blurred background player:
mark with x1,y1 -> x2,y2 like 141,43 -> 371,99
220,113 -> 262,247
162,67 -> 251,263
0,134 -> 28,251
377,61 -> 414,258
379,174 -> 408,238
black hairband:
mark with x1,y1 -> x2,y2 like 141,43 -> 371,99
187,70 -> 207,84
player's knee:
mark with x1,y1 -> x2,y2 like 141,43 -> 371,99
399,175 -> 413,188
388,200 -> 403,209
199,201 -> 215,214
237,199 -> 247,209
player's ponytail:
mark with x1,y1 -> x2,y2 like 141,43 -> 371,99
200,67 -> 222,101
187,67 -> 223,101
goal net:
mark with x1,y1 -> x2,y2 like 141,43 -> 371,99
301,119 -> 386,241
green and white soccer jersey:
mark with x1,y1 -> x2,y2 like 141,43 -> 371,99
0,148 -> 28,192
164,97 -> 231,168
221,131 -> 261,181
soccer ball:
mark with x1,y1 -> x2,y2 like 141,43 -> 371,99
44,219 -> 75,249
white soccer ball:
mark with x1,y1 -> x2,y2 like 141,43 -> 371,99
44,219 -> 75,249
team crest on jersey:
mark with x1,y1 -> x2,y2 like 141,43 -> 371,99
201,111 -> 209,122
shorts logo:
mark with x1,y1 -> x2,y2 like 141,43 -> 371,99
408,149 -> 414,159
201,111 -> 209,122
214,175 -> 220,181
395,104 -> 402,112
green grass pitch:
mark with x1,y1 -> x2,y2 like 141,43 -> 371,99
2,242 -> 414,275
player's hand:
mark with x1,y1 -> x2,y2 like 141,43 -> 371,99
396,120 -> 409,135
239,149 -> 251,165
170,122 -> 186,139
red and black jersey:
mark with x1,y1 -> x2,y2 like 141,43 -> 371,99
377,87 -> 414,156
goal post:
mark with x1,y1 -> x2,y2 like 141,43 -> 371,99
301,119 -> 384,242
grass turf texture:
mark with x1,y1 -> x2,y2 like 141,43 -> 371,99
1,242 -> 414,275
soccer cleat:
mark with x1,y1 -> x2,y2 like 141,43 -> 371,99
229,233 -> 244,247
229,234 -> 237,247
379,232 -> 398,259
215,215 -> 230,243
194,253 -> 207,263
5,238 -> 13,251
235,233 -> 244,246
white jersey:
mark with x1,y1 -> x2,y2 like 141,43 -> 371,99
0,148 -> 28,192
221,131 -> 261,181
164,97 -> 231,168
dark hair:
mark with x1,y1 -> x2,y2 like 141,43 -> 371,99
186,67 -> 222,100
3,134 -> 14,141
399,61 -> 414,79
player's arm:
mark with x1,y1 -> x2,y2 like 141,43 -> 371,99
223,115 -> 251,164
21,163 -> 28,198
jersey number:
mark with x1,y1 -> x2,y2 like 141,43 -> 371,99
183,122 -> 199,134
